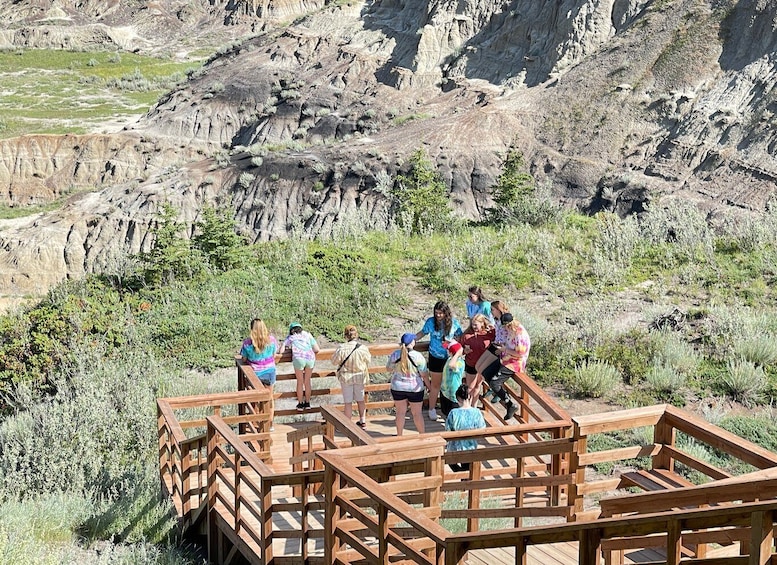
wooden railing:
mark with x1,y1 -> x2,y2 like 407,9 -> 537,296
206,414 -> 326,565
569,404 -> 777,521
236,342 -> 571,428
444,499 -> 777,565
317,436 -> 777,565
160,349 -> 777,565
318,437 -> 449,565
157,389 -> 271,529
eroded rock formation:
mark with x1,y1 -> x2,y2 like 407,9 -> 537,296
1,0 -> 776,305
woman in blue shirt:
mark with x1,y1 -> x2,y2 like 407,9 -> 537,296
415,300 -> 463,422
465,286 -> 494,325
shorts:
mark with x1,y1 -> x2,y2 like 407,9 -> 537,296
293,358 -> 315,370
427,354 -> 447,373
256,368 -> 277,386
391,389 -> 425,403
440,395 -> 457,417
341,381 -> 365,404
464,363 -> 477,375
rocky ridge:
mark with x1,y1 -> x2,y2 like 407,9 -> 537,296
1,0 -> 776,308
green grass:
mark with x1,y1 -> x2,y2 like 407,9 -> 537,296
3,200 -> 777,559
0,49 -> 201,138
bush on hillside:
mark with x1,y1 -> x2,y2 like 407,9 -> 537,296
486,149 -> 560,226
391,149 -> 452,234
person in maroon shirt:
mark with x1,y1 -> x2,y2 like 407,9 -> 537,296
459,313 -> 496,405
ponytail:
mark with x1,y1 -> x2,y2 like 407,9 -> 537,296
399,344 -> 410,374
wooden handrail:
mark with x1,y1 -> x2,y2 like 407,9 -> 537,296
319,443 -> 450,545
446,499 -> 777,565
600,476 -> 777,517
207,415 -> 274,475
573,404 -> 667,435
664,404 -> 777,469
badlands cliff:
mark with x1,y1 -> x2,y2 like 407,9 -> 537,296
1,0 -> 776,305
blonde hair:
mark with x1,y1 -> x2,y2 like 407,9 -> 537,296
250,318 -> 271,351
503,317 -> 522,334
399,343 -> 412,374
343,325 -> 358,341
469,313 -> 493,331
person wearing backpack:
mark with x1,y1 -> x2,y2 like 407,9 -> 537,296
331,325 -> 372,428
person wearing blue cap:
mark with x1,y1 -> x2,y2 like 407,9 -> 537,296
387,332 -> 430,436
280,322 -> 320,411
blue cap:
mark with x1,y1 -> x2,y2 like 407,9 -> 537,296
289,322 -> 302,332
400,332 -> 416,346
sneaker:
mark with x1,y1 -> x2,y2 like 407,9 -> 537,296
296,402 -> 305,411
428,408 -> 438,421
482,389 -> 494,400
270,426 -> 275,432
490,393 -> 501,404
356,420 -> 366,429
304,401 -> 311,409
505,402 -> 517,421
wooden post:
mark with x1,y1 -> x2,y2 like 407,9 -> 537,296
324,465 -> 341,565
378,502 -> 389,565
301,475 -> 309,563
665,519 -> 682,565
653,413 -> 675,472
514,536 -> 527,565
548,430 -> 569,506
468,461 -> 481,533
206,423 -> 220,565
292,438 -> 302,498
570,423 -> 586,521
425,448 -> 444,561
579,528 -> 601,565
261,475 -> 274,564
749,509 -> 774,565
234,452 -> 242,536
515,456 -> 525,528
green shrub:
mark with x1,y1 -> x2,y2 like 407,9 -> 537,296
140,204 -> 203,285
596,329 -> 656,384
486,150 -> 560,227
733,334 -> 777,367
652,330 -> 700,375
644,362 -> 686,401
391,149 -> 452,234
718,414 -> 777,452
192,206 -> 247,272
719,359 -> 767,406
570,359 -> 621,398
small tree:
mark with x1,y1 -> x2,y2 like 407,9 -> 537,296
391,149 -> 452,234
140,204 -> 200,285
487,149 -> 559,226
192,206 -> 247,271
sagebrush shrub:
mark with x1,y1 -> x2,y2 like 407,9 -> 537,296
570,360 -> 621,398
733,334 -> 777,366
720,359 -> 767,406
652,331 -> 700,375
645,361 -> 686,394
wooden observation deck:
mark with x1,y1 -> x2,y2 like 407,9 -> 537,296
158,343 -> 777,564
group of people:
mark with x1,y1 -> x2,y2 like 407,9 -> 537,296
239,286 -> 531,445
